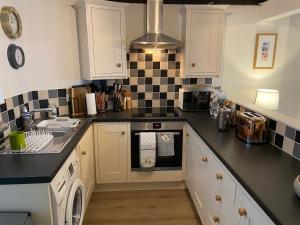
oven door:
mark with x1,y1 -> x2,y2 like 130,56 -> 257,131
131,130 -> 183,171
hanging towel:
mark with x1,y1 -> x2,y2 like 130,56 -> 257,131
157,132 -> 175,156
139,132 -> 156,169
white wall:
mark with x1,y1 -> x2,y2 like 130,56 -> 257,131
0,0 -> 81,99
259,0 -> 300,21
221,4 -> 300,121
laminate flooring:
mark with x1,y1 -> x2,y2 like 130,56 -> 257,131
83,189 -> 202,225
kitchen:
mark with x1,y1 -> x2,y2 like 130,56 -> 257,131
0,0 -> 300,225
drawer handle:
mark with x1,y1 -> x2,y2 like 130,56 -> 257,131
121,131 -> 126,135
215,195 -> 222,202
81,151 -> 86,156
216,173 -> 223,180
117,63 -> 122,68
191,63 -> 196,67
202,157 -> 208,162
213,216 -> 220,224
186,132 -> 189,137
238,208 -> 247,217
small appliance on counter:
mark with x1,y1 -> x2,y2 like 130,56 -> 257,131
294,175 -> 300,198
179,85 -> 211,111
236,112 -> 267,144
69,85 -> 91,116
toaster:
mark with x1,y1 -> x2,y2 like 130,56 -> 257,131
236,112 -> 267,144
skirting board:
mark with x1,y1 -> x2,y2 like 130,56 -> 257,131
93,181 -> 187,192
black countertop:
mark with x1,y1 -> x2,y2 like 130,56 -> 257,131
0,108 -> 299,225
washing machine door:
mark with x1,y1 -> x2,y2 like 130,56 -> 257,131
66,179 -> 85,225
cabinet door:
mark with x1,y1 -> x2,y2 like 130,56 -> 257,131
90,6 -> 125,78
186,10 -> 223,76
95,123 -> 129,183
186,127 -> 209,223
78,126 -> 95,203
238,192 -> 273,225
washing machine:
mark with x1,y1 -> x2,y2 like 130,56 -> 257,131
50,151 -> 85,225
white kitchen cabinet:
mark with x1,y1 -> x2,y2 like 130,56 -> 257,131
77,125 -> 95,206
76,2 -> 127,80
94,123 -> 130,183
238,190 -> 274,225
181,8 -> 224,77
185,124 -> 275,225
186,126 -> 211,223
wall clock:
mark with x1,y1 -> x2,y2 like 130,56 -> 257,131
0,7 -> 22,39
7,44 -> 25,69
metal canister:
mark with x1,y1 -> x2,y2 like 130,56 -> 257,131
218,107 -> 231,131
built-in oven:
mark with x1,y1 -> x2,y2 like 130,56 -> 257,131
131,121 -> 183,171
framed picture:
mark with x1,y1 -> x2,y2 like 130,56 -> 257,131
253,33 -> 278,69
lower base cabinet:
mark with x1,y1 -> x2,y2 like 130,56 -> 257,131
185,124 -> 275,225
76,125 -> 95,207
94,123 -> 130,183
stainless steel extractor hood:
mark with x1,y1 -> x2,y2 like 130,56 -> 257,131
131,0 -> 183,50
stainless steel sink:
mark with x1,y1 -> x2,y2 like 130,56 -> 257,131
0,127 -> 79,154
51,131 -> 69,138
40,130 -> 75,153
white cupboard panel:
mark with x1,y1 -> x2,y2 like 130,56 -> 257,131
91,7 -> 123,75
188,12 -> 220,74
182,9 -> 224,78
77,3 -> 127,80
95,123 -> 129,183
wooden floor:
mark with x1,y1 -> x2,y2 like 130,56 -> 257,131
83,189 -> 202,225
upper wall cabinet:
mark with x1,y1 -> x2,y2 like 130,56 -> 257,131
76,3 -> 127,80
181,8 -> 224,78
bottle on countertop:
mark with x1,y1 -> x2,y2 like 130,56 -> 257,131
123,97 -> 127,110
126,97 -> 132,110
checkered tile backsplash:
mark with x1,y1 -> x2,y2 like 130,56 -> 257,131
236,105 -> 300,161
103,49 -> 212,108
0,89 -> 69,140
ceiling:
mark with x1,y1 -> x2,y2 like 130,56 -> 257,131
108,0 -> 268,5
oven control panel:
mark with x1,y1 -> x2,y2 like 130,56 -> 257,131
131,122 -> 183,131
152,123 -> 161,129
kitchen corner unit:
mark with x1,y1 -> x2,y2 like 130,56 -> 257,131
76,2 -> 127,80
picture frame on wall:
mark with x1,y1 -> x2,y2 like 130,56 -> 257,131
253,33 -> 278,69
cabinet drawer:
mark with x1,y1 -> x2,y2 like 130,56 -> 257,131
209,188 -> 237,225
209,157 -> 237,203
207,195 -> 231,225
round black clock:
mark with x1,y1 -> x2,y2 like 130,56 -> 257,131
7,44 -> 25,69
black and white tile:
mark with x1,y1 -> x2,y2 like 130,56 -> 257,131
0,89 -> 69,140
94,49 -> 213,108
